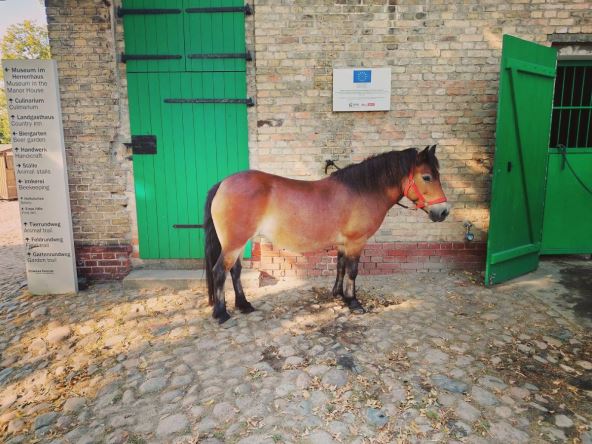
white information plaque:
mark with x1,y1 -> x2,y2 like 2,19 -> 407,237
3,59 -> 78,294
333,67 -> 391,112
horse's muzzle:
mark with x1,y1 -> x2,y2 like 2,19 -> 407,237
429,203 -> 451,222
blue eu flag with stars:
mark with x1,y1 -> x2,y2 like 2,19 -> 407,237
353,70 -> 372,83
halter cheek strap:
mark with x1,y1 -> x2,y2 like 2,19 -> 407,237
403,171 -> 447,210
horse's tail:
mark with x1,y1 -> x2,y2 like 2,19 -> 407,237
204,181 -> 222,306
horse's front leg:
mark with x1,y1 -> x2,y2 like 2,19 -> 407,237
332,250 -> 346,298
343,255 -> 366,314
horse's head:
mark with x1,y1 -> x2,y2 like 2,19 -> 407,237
404,145 -> 451,222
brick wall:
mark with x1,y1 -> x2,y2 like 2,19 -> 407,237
250,0 -> 591,246
251,241 -> 486,278
45,1 -> 133,280
44,0 -> 591,279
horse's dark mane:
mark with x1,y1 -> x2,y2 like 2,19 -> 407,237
330,148 -> 439,194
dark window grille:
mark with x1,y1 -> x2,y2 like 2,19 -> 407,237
550,61 -> 592,149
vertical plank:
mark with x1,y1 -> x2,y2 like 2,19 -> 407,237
176,73 -> 191,257
190,74 -> 206,256
150,73 -> 170,257
142,75 -> 161,257
128,75 -> 149,258
159,72 -> 181,257
225,73 -> 239,175
184,75 -> 200,257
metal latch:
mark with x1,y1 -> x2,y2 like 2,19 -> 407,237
128,135 -> 157,155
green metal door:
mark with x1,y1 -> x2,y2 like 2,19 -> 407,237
121,0 -> 251,259
485,35 -> 557,286
542,61 -> 592,254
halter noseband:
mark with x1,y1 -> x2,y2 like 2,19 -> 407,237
403,171 -> 447,210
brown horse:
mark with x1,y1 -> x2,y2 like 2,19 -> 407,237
204,145 -> 450,323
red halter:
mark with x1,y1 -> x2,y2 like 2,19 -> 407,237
403,171 -> 448,210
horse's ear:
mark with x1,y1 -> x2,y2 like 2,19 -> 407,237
429,144 -> 437,156
417,146 -> 429,163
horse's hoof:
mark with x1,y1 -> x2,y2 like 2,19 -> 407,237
217,311 -> 232,324
348,299 -> 366,314
238,302 -> 256,314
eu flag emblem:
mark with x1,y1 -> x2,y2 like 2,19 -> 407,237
353,70 -> 372,83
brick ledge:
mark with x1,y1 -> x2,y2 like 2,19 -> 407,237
250,241 -> 486,277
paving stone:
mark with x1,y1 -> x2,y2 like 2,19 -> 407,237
213,402 -> 237,422
543,426 -> 567,442
431,374 -> 469,393
29,338 -> 48,354
170,374 -> 192,388
7,419 -> 26,434
555,414 -> 574,428
0,367 -> 14,385
471,386 -> 500,406
31,306 -> 48,318
106,430 -> 128,444
366,408 -> 388,427
303,430 -> 336,444
495,405 -> 513,418
489,421 -> 529,443
321,369 -> 348,387
156,414 -> 189,437
33,412 -> 59,430
62,397 -> 86,413
477,375 -> 507,391
423,348 -> 449,364
46,326 -> 71,344
450,421 -> 472,438
56,415 -> 74,430
327,420 -> 349,436
454,400 -> 481,423
139,377 -> 167,394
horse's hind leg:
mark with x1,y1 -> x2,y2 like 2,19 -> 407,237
332,250 -> 346,298
231,259 -> 255,313
212,250 -> 241,323
343,255 -> 366,314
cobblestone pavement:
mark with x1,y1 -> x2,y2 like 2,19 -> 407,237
0,200 -> 26,298
1,251 -> 591,444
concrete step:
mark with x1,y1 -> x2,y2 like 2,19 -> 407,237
123,268 -> 260,292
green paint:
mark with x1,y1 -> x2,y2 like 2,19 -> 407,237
123,0 -> 250,259
541,152 -> 592,253
541,60 -> 592,254
485,35 -> 557,286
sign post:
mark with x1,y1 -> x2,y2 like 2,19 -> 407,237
2,59 -> 78,294
333,67 -> 391,112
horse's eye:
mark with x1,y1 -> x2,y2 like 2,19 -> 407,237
422,175 -> 432,182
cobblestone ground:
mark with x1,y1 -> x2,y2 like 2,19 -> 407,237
0,200 -> 26,298
0,260 -> 591,444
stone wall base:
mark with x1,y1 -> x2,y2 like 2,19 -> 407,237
75,245 -> 133,281
250,241 -> 486,278
74,241 -> 485,281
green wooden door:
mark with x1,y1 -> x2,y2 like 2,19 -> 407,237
485,35 -> 557,286
542,61 -> 592,254
122,0 -> 251,259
